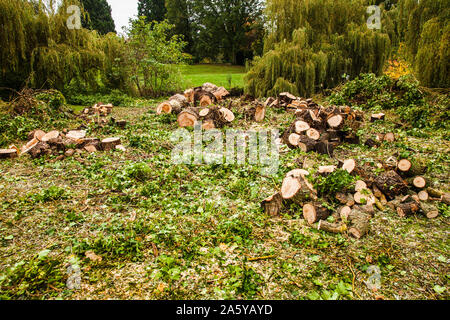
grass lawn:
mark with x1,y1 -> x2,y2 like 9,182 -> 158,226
181,64 -> 246,89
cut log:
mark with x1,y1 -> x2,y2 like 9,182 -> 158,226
339,206 -> 352,220
184,88 -> 195,103
327,114 -> 344,129
419,202 -> 439,219
303,202 -> 330,225
318,165 -> 337,175
295,120 -> 310,134
261,193 -> 283,217
297,136 -> 317,153
201,119 -> 216,130
396,201 -> 420,217
279,92 -> 296,104
199,95 -> 213,107
412,176 -> 426,189
318,220 -> 347,234
84,145 -> 97,153
212,87 -> 229,101
169,94 -> 188,107
383,132 -> 396,142
342,159 -> 356,174
306,128 -> 321,141
281,175 -> 317,204
157,100 -> 182,115
28,129 -> 46,141
0,149 -> 18,159
354,191 -> 375,206
100,137 -> 121,151
199,108 -> 210,117
348,210 -> 370,239
219,107 -> 235,122
202,82 -> 218,92
177,108 -> 199,128
40,130 -> 60,142
286,169 -> 310,178
375,170 -> 408,199
371,113 -> 385,122
426,188 -> 445,198
254,105 -> 266,122
287,133 -> 301,148
66,130 -> 86,140
442,193 -> 450,205
397,159 -> 412,172
355,180 -> 368,192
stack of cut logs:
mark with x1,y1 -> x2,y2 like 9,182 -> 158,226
81,103 -> 113,117
261,156 -> 449,239
157,83 -> 242,130
79,103 -> 124,127
276,92 -> 364,156
0,129 -> 125,161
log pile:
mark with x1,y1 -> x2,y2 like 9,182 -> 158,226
262,154 -> 448,239
81,103 -> 113,117
0,128 -> 126,161
278,94 -> 363,156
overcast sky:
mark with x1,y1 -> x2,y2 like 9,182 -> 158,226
107,0 -> 138,34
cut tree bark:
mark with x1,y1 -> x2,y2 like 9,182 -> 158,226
261,193 -> 283,217
100,137 -> 121,151
374,170 -> 408,199
303,202 -> 330,225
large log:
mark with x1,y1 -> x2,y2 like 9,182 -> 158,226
281,174 -> 317,204
318,220 -> 347,234
374,170 -> 408,199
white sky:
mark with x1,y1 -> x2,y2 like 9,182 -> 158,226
107,0 -> 139,35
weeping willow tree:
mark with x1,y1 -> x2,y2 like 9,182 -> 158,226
245,0 -> 391,98
396,0 -> 449,88
0,0 -> 130,94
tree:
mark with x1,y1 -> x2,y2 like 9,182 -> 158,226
123,17 -> 186,97
80,0 -> 116,35
245,0 -> 391,98
138,0 -> 167,22
165,0 -> 193,54
190,0 -> 264,64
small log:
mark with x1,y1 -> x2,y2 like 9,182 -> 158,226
442,193 -> 450,205
0,149 -> 18,159
348,210 -> 370,239
287,133 -> 301,148
339,206 -> 352,220
199,95 -> 213,107
84,145 -> 97,153
318,165 -> 336,175
212,87 -> 229,101
66,130 -> 86,140
286,169 -> 309,178
383,132 -> 396,142
396,201 -> 420,217
354,191 -> 376,206
281,175 -> 317,204
40,130 -> 60,142
419,202 -> 439,219
426,187 -> 445,198
303,202 -> 330,225
184,88 -> 195,103
318,220 -> 347,234
342,159 -> 356,174
297,136 -> 317,153
279,92 -> 296,104
254,105 -> 266,122
28,129 -> 46,141
261,193 -> 283,217
202,119 -> 215,130
219,107 -> 235,122
412,176 -> 426,189
371,113 -> 385,122
355,180 -> 368,192
100,137 -> 121,151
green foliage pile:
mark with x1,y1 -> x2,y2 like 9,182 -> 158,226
0,250 -> 66,299
329,73 -> 449,129
0,89 -> 72,147
309,169 -> 357,198
244,0 -> 391,98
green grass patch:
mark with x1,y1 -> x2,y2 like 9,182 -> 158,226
181,64 -> 245,89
